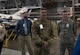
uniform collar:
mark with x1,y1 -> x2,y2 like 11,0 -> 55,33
22,19 -> 28,21
40,18 -> 48,22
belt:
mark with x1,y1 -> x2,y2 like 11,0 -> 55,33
20,34 -> 28,36
23,35 -> 28,36
20,33 -> 31,36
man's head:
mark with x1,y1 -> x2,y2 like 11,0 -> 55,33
62,10 -> 68,20
22,11 -> 28,19
9,16 -> 12,20
40,8 -> 47,20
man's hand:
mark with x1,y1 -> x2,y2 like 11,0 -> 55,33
42,41 -> 48,49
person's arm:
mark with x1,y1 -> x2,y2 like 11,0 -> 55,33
0,24 -> 5,41
73,21 -> 77,36
50,22 -> 54,38
30,20 -> 32,36
47,22 -> 54,46
57,23 -> 60,36
15,21 -> 20,36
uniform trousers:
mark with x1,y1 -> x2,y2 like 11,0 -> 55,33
34,39 -> 53,55
60,40 -> 74,55
34,46 -> 50,55
18,35 -> 34,55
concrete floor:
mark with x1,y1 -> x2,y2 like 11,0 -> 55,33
2,39 -> 71,55
1,48 -> 29,55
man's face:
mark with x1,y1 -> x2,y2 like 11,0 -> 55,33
40,10 -> 47,18
23,12 -> 28,18
62,12 -> 68,18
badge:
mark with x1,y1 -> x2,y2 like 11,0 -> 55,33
66,23 -> 69,27
23,24 -> 25,27
39,24 -> 43,29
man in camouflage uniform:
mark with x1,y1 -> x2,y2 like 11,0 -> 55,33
32,8 -> 54,55
58,10 -> 77,55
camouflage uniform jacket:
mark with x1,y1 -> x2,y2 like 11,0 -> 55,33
58,19 -> 77,43
32,19 -> 54,47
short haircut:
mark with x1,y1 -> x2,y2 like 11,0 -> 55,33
62,10 -> 67,13
61,10 -> 67,15
40,7 -> 46,11
22,11 -> 28,14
